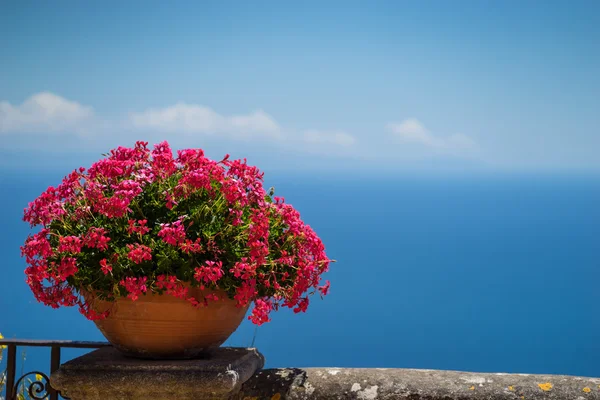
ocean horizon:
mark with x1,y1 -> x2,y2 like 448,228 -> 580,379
1,170 -> 598,378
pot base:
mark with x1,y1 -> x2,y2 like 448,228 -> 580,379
83,287 -> 249,359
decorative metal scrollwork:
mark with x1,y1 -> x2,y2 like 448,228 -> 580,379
11,371 -> 51,400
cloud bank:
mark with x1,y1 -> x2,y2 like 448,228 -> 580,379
386,118 -> 477,154
129,103 -> 282,139
0,93 -> 484,168
0,93 -> 358,151
0,92 -> 94,135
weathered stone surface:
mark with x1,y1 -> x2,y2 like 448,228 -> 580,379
50,348 -> 600,400
50,346 -> 264,400
236,368 -> 600,400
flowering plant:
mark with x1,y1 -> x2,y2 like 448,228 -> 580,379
21,141 -> 331,325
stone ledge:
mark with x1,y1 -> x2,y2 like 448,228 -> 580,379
49,348 -> 600,400
236,368 -> 600,400
50,346 -> 265,400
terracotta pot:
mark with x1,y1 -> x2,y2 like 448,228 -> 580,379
83,287 -> 249,359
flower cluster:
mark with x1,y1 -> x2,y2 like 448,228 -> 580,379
21,141 -> 331,325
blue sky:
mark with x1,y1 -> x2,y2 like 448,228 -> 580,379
1,0 -> 599,174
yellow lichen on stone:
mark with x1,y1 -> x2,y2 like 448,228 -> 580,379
538,382 -> 553,391
469,385 -> 475,390
583,387 -> 592,393
271,394 -> 282,400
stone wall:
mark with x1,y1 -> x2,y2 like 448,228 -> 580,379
236,368 -> 600,400
50,347 -> 600,400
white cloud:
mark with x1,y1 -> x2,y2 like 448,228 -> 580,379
129,103 -> 281,139
0,92 -> 94,135
1,92 -> 362,161
303,130 -> 356,147
386,118 -> 477,153
387,118 -> 439,147
2,93 -> 481,168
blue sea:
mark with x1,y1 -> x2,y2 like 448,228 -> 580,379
1,171 -> 599,380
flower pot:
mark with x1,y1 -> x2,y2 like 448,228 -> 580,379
83,287 -> 249,359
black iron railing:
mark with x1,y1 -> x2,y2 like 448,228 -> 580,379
0,339 -> 110,400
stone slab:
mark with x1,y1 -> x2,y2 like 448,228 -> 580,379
236,368 -> 600,400
50,346 -> 264,400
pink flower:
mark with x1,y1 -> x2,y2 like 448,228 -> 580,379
25,259 -> 50,286
225,158 -> 266,206
78,302 -> 109,321
221,179 -> 247,206
22,187 -> 66,226
249,299 -> 272,325
120,276 -> 148,301
180,238 -> 202,254
157,220 -> 187,246
318,280 -> 331,296
83,227 -> 111,251
151,141 -> 177,179
58,236 -> 83,254
126,243 -> 152,264
234,279 -> 257,307
34,284 -> 78,309
229,259 -> 256,279
56,257 -> 78,281
99,259 -> 112,275
293,297 -> 309,314
56,168 -> 84,203
193,261 -> 224,285
87,159 -> 128,180
205,293 -> 219,302
228,208 -> 244,226
164,191 -> 178,210
156,275 -> 199,305
21,140 -> 332,326
176,148 -> 205,169
21,229 -> 53,262
127,219 -> 150,235
156,274 -> 176,289
112,179 -> 142,198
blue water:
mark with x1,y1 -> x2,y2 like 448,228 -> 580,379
1,171 -> 599,379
